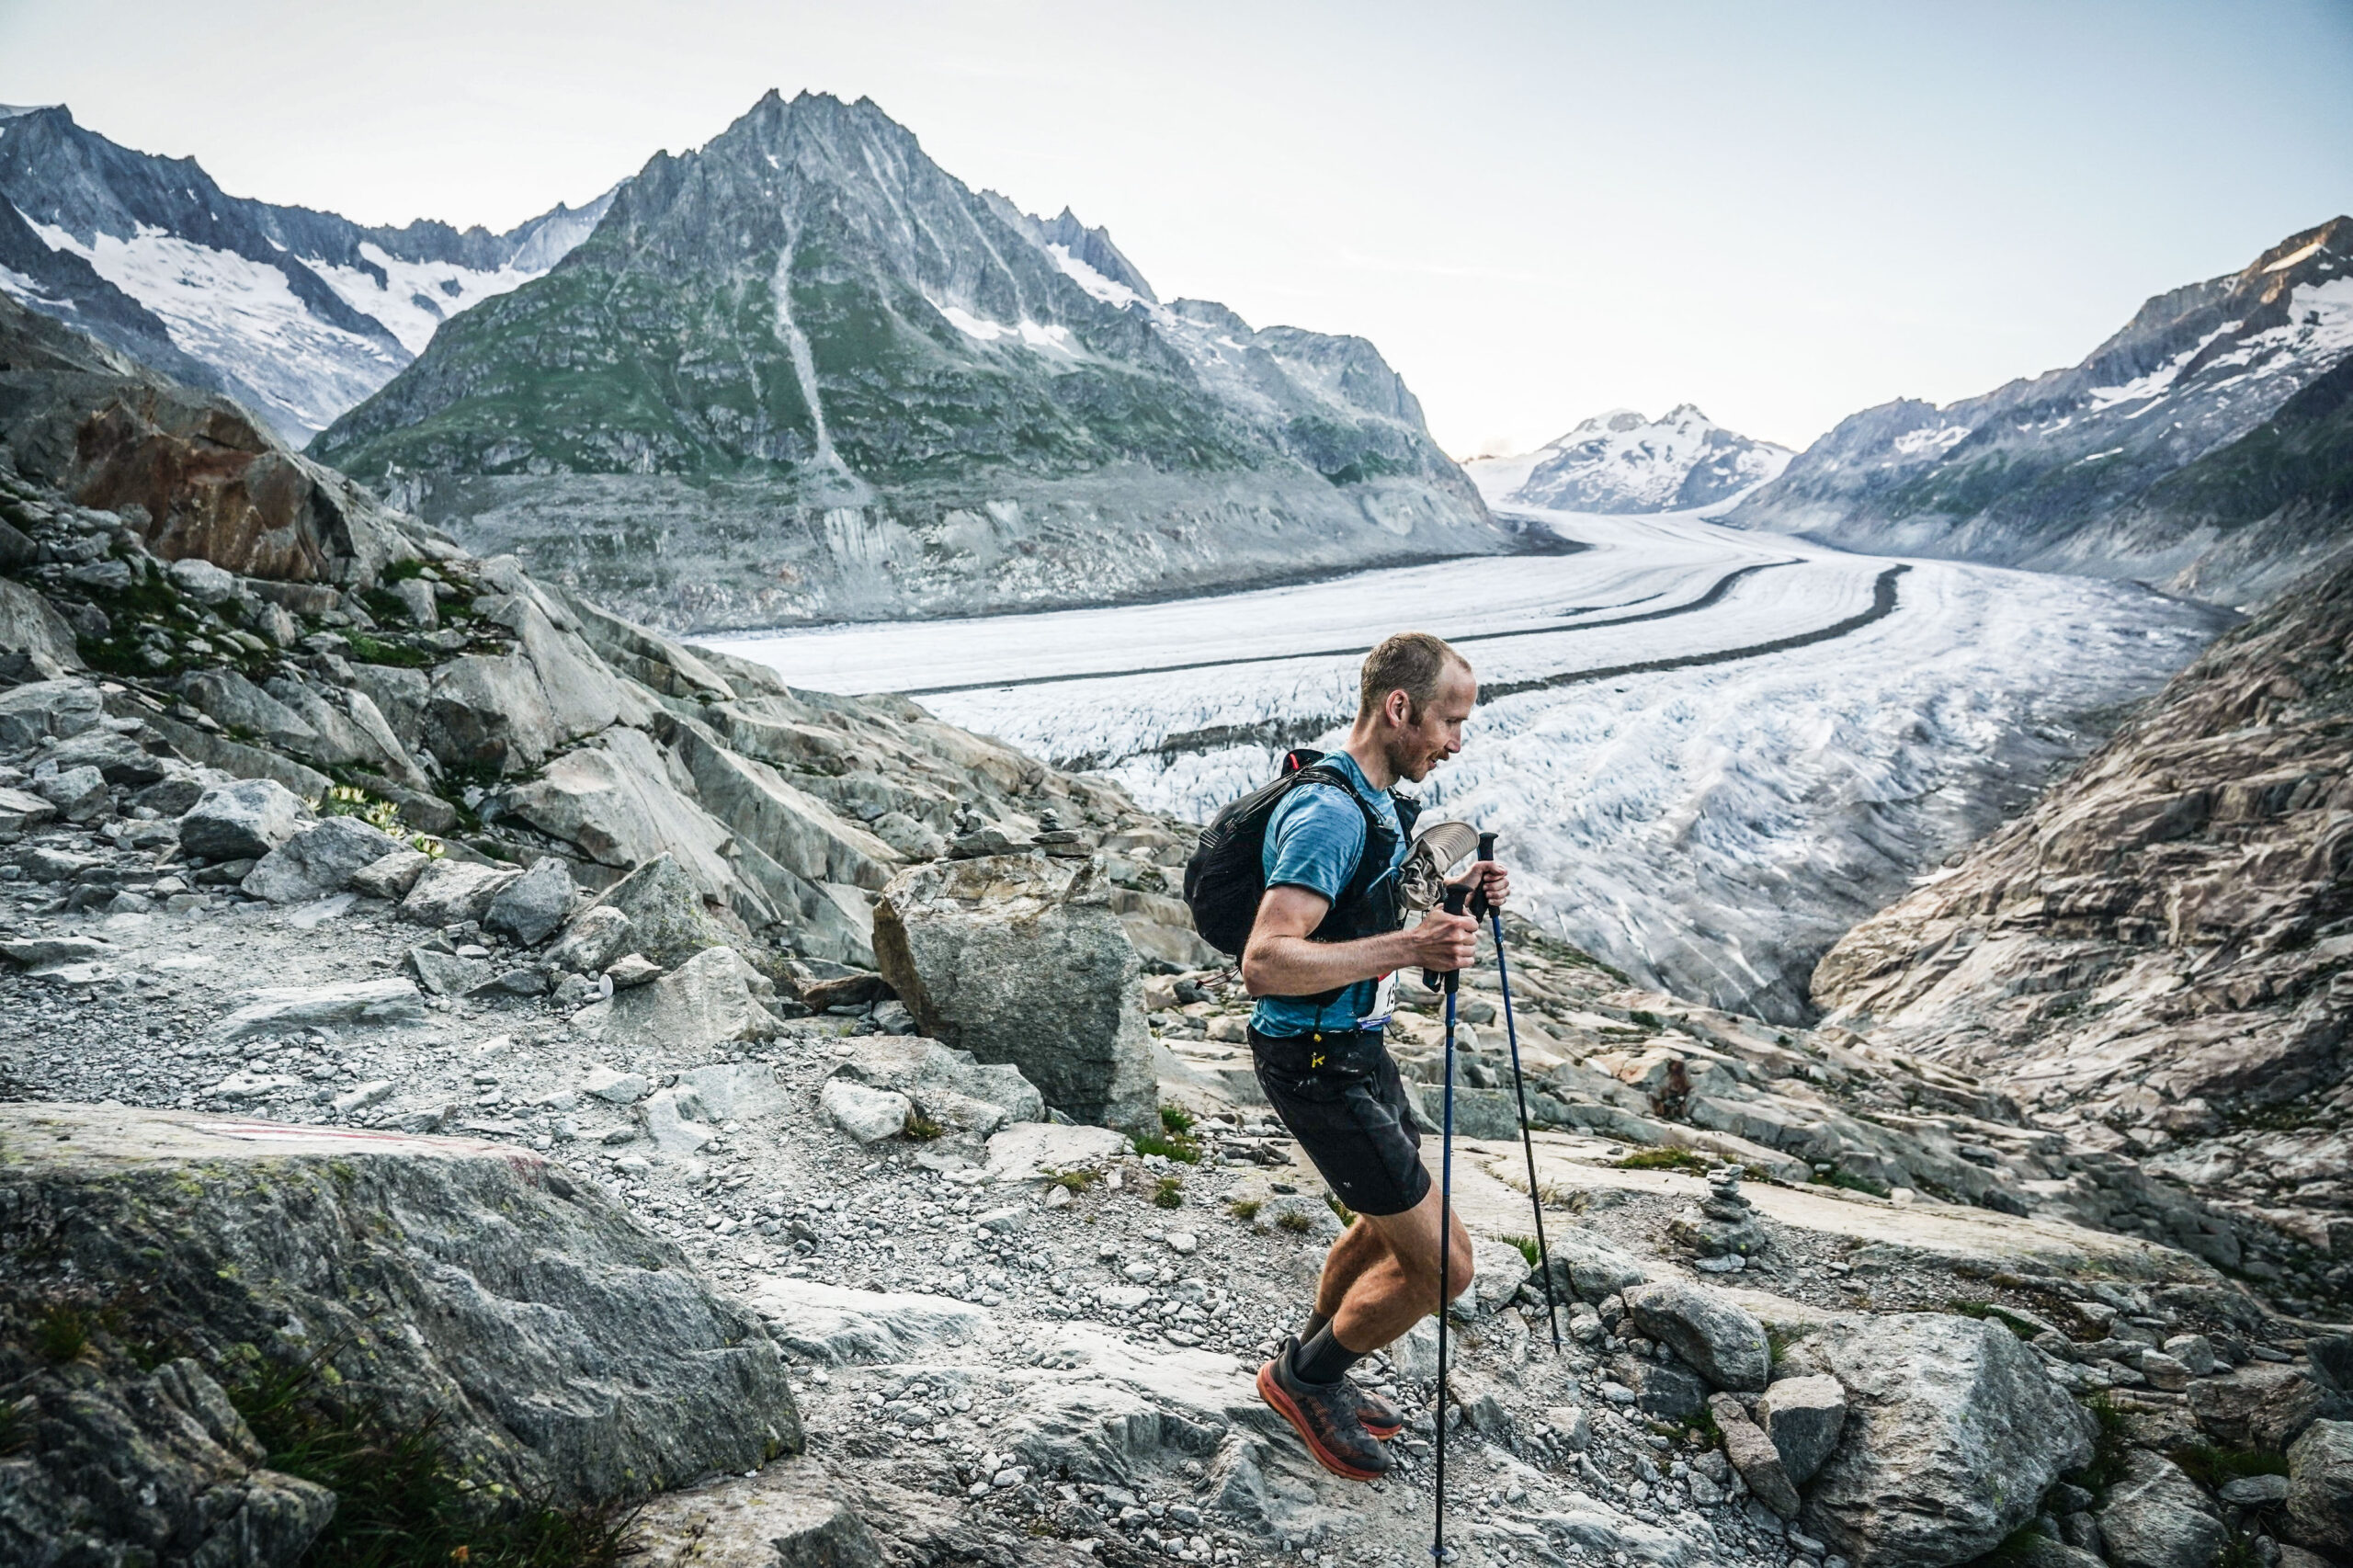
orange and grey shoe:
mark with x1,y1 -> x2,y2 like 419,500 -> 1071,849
1354,1382 -> 1404,1440
1256,1338 -> 1395,1482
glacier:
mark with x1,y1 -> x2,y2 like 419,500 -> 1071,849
707,505 -> 2227,1022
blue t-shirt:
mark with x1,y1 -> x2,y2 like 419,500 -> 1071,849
1249,751 -> 1407,1036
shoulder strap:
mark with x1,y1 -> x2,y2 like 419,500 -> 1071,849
1391,790 -> 1422,838
1287,764 -> 1381,852
1286,765 -> 1395,942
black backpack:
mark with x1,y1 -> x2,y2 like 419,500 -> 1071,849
1182,748 -> 1418,959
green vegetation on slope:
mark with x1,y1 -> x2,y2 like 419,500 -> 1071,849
319,238 -> 1267,488
2143,355 -> 2353,526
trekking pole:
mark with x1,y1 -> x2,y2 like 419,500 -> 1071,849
1475,831 -> 1563,1354
1426,881 -> 1471,1563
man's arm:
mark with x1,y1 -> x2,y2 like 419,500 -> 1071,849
1240,885 -> 1478,999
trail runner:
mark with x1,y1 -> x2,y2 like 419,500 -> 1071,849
1239,631 -> 1505,1481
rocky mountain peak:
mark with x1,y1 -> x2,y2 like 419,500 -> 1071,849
308,89 -> 1497,629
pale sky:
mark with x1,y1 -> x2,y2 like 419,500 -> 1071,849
4,0 -> 2349,455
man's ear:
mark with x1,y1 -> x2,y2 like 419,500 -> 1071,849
1382,687 -> 1413,729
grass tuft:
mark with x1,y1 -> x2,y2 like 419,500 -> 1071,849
1274,1210 -> 1314,1234
346,632 -> 436,669
1045,1167 -> 1100,1193
37,1305 -> 88,1364
1812,1165 -> 1893,1199
1617,1146 -> 1711,1174
1225,1199 -> 1262,1221
1153,1176 -> 1185,1210
1506,1236 -> 1542,1268
901,1110 -> 944,1142
1326,1196 -> 1357,1228
1981,1525 -> 2048,1567
2168,1444 -> 2288,1491
2065,1393 -> 2133,1496
230,1345 -> 640,1568
1132,1106 -> 1202,1164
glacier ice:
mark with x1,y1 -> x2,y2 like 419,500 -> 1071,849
709,508 -> 2223,1021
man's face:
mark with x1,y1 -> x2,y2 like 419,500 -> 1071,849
1385,664 -> 1476,782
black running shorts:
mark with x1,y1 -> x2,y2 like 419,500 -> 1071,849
1250,1026 -> 1431,1218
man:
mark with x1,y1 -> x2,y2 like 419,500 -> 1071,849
1240,631 -> 1506,1481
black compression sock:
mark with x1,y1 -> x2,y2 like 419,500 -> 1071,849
1301,1309 -> 1333,1346
1289,1323 -> 1364,1386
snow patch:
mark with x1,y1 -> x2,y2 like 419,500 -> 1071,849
1045,244 -> 1143,311
2085,325 -> 2234,412
933,301 -> 1082,359
0,261 -> 61,307
310,243 -> 538,358
26,216 -> 404,437
1891,424 -> 1972,458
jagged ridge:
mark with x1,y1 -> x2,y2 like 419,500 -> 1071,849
0,104 -> 612,442
1727,217 -> 2353,603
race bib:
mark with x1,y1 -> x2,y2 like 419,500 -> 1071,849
1358,970 -> 1398,1030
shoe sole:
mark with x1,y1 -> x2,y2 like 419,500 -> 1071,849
1361,1414 -> 1404,1439
1256,1360 -> 1387,1482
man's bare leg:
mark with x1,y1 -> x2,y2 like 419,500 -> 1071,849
1256,1187 -> 1472,1480
1327,1184 -> 1474,1354
1313,1213 -> 1393,1323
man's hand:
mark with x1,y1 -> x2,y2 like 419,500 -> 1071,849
1461,858 -> 1510,913
1401,908 -> 1478,973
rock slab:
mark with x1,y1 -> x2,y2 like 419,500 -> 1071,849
243,815 -> 404,904
180,778 -> 305,861
2290,1420 -> 2353,1557
1710,1392 -> 1801,1518
1623,1278 -> 1770,1392
2096,1449 -> 2227,1568
484,855 -> 576,946
1758,1372 -> 1849,1485
0,1103 -> 801,1538
0,1352 -> 335,1568
216,977 -> 426,1038
1779,1312 -> 2095,1568
873,855 -> 1155,1131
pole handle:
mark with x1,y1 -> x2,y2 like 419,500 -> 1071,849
1422,885 -> 1472,994
1471,831 -> 1497,919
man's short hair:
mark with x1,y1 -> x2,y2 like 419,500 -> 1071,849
1358,631 -> 1471,722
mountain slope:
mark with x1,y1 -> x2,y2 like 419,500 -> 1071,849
1468,405 -> 1791,513
311,90 -> 1499,631
0,104 -> 613,443
1728,217 -> 2353,603
1813,548 -> 2353,1312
